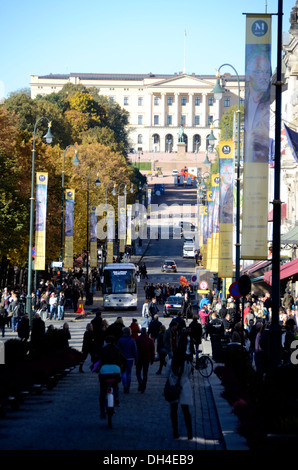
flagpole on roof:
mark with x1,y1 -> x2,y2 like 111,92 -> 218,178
184,29 -> 186,74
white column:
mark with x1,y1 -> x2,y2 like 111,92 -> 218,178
161,92 -> 166,127
202,93 -> 207,128
175,93 -> 179,127
189,92 -> 193,127
215,96 -> 220,122
147,93 -> 152,127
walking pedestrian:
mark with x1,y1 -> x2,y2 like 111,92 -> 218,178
148,314 -> 162,348
129,318 -> 141,340
188,314 -> 202,359
0,305 -> 7,337
117,327 -> 138,393
199,304 -> 210,340
135,327 -> 155,393
163,321 -> 179,359
57,291 -> 66,320
80,323 -> 98,372
7,293 -> 21,333
165,350 -> 193,440
141,299 -> 149,317
156,324 -> 167,375
31,312 -> 46,349
149,297 -> 159,319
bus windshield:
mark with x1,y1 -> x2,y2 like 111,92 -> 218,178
104,268 -> 136,294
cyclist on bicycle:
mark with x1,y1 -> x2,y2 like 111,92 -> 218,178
97,335 -> 127,419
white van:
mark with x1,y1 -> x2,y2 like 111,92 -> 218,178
183,243 -> 195,258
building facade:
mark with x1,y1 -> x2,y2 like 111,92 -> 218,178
30,72 -> 245,153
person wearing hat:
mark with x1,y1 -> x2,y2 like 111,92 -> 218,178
135,327 -> 155,393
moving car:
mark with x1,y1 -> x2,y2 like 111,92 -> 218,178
161,260 -> 177,272
164,294 -> 184,317
183,243 -> 195,258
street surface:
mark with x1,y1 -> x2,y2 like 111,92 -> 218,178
0,176 -> 247,455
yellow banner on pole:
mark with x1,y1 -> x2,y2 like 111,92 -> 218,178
218,142 -> 234,277
64,189 -> 75,269
242,14 -> 271,259
35,172 -> 48,271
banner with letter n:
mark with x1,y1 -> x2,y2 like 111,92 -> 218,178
64,189 -> 75,269
106,209 -> 114,264
90,206 -> 97,268
242,14 -> 272,260
210,174 -> 220,273
218,142 -> 234,278
206,190 -> 213,271
126,204 -> 132,246
118,195 -> 126,253
35,172 -> 48,271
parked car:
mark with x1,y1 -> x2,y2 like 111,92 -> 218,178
164,294 -> 184,317
161,260 -> 177,272
172,169 -> 179,176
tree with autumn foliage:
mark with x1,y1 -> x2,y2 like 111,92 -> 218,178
0,84 -> 144,273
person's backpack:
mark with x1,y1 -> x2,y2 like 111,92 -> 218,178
12,304 -> 21,318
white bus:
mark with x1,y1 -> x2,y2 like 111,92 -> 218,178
102,263 -> 138,310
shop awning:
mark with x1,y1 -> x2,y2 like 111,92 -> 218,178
263,258 -> 298,286
241,259 -> 272,275
268,203 -> 287,222
281,221 -> 298,245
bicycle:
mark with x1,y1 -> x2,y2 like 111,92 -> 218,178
99,370 -> 121,429
192,351 -> 213,378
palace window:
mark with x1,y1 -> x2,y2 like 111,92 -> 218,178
154,115 -> 159,125
195,96 -> 201,106
138,115 -> 143,125
167,115 -> 173,125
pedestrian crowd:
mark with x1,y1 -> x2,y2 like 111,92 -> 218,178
0,269 -> 99,338
196,288 -> 298,375
79,305 -> 203,440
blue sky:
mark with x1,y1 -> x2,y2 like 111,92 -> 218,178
0,0 -> 295,100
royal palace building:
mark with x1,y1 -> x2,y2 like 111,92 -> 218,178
30,72 -> 245,153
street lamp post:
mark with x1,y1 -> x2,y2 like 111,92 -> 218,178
86,170 -> 100,304
60,145 -> 80,264
26,118 -> 54,328
211,64 -> 241,311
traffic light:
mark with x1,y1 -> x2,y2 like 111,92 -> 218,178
217,277 -> 223,292
213,273 -> 218,289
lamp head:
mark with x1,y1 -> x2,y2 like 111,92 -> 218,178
207,128 -> 216,146
43,122 -> 54,144
95,174 -> 101,187
211,77 -> 225,101
112,184 -> 117,196
203,154 -> 211,165
72,151 -> 80,167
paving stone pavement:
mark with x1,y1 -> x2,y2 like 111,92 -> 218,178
0,240 -> 248,453
0,309 -> 248,452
